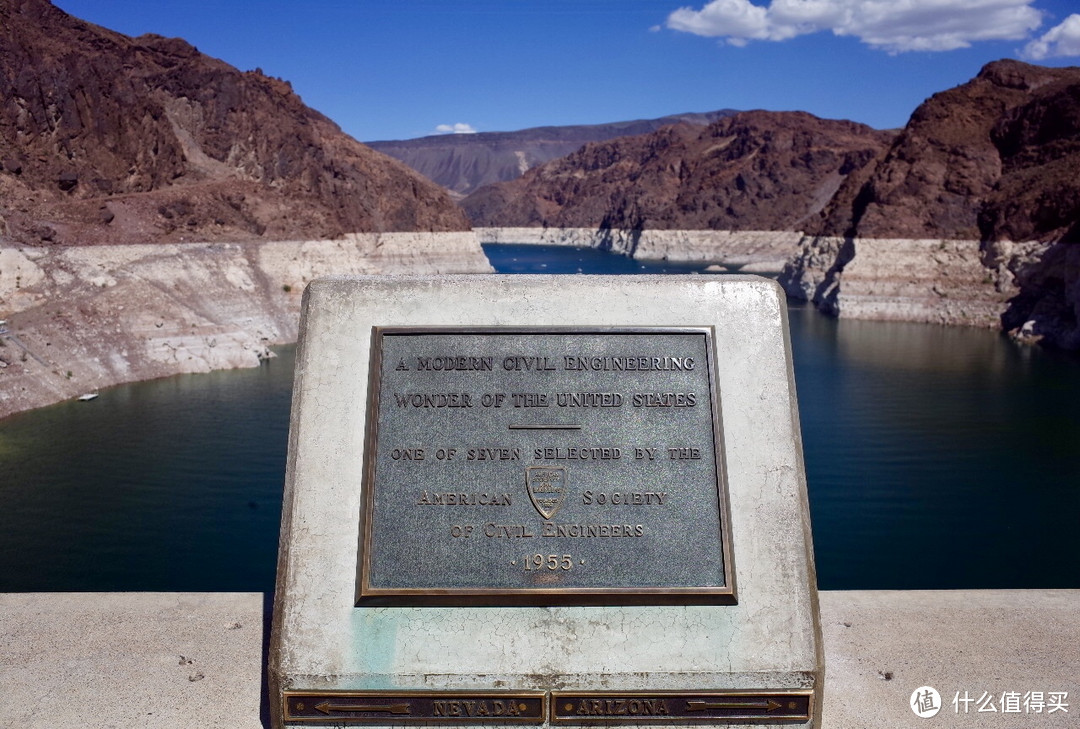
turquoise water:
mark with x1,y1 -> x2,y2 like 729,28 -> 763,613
1,244 -> 1078,591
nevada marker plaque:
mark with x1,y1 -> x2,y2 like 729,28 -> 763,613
357,328 -> 735,605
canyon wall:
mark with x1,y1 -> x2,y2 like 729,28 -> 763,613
0,0 -> 492,419
0,0 -> 470,247
467,63 -> 1080,347
462,112 -> 891,233
780,235 -> 1080,346
0,234 -> 490,418
785,60 -> 1080,346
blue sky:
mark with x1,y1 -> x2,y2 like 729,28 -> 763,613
54,0 -> 1080,142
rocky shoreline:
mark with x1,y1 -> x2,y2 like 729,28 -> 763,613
476,227 -> 798,272
465,62 -> 1080,350
0,233 -> 491,420
3,227 -> 1074,420
780,235 -> 1076,346
482,227 -> 1076,344
779,236 -> 1019,329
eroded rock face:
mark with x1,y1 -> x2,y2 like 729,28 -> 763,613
0,0 -> 469,247
780,236 -> 1019,328
815,60 -> 1080,242
995,241 -> 1080,347
461,111 -> 893,233
0,233 -> 491,418
786,60 -> 1080,347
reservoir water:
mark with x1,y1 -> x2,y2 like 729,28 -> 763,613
1,243 -> 1078,591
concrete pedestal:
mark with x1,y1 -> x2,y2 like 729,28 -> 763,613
271,276 -> 821,727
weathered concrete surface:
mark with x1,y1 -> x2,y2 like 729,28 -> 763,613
780,236 -> 1019,329
821,590 -> 1079,727
0,592 -> 270,729
476,227 -> 800,269
0,233 -> 491,419
0,590 -> 1076,728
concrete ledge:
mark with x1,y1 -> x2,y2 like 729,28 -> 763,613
0,592 -> 271,728
1,590 -> 1077,727
820,590 -> 1078,726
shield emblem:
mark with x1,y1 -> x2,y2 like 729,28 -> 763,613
525,466 -> 567,520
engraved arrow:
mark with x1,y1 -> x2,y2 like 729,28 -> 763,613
685,699 -> 783,712
315,702 -> 412,715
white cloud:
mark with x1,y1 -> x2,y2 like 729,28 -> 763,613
665,0 -> 1044,53
1023,14 -> 1080,59
434,123 -> 477,134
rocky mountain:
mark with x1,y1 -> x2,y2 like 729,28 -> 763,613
791,59 -> 1080,348
366,111 -> 736,197
461,111 -> 894,232
0,0 -> 468,247
814,59 -> 1080,243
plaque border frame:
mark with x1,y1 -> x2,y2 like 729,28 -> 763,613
354,326 -> 736,607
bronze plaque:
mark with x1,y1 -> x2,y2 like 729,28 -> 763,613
356,328 -> 735,605
283,691 -> 546,723
550,691 -> 813,723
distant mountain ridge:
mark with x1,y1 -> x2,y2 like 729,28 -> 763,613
366,111 -> 737,197
0,0 -> 468,246
460,111 -> 894,231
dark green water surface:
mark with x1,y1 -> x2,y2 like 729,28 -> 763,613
1,243 -> 1078,591
0,349 -> 293,591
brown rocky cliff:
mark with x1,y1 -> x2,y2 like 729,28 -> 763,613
0,0 -> 468,246
816,59 -> 1080,243
799,59 -> 1080,348
984,69 -> 1080,345
461,111 -> 893,232
980,68 -> 1080,243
